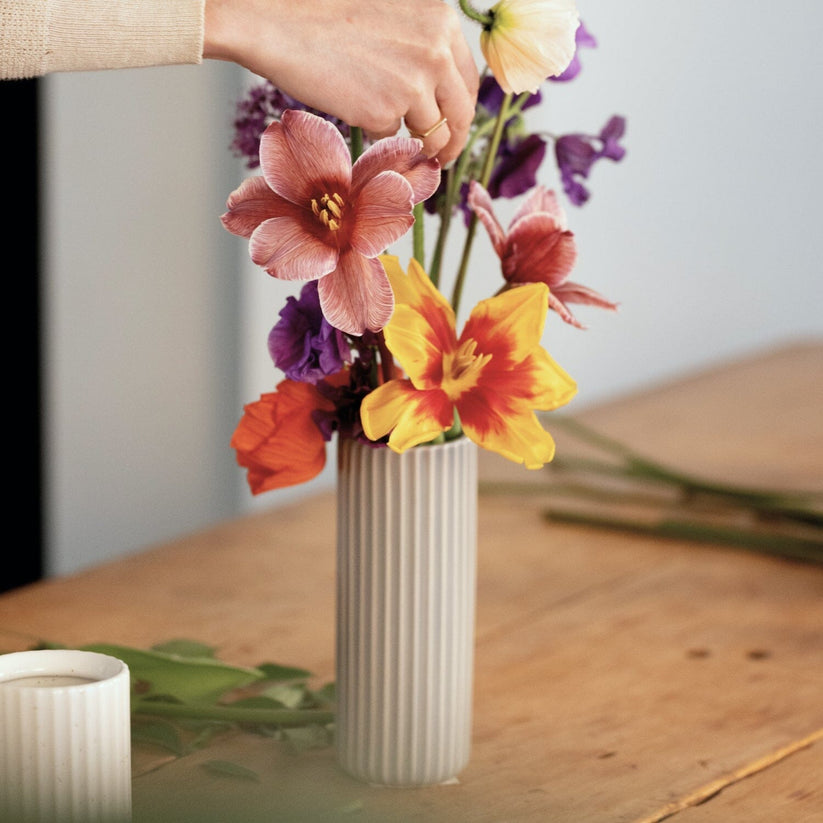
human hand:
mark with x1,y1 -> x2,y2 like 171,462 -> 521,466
204,0 -> 479,166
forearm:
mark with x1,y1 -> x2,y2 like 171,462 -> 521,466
0,0 -> 204,79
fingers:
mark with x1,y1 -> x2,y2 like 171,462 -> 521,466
404,59 -> 478,165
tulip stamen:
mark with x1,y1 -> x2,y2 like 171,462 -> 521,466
311,192 -> 346,231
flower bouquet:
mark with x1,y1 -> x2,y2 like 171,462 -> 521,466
223,1 -> 625,491
220,0 -> 626,787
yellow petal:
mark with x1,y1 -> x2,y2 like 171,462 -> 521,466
360,380 -> 451,453
526,347 -> 578,411
381,256 -> 458,389
463,408 -> 557,469
463,282 -> 548,363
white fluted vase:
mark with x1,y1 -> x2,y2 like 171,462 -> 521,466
335,435 -> 478,786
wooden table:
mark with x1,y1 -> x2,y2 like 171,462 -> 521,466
2,340 -> 822,822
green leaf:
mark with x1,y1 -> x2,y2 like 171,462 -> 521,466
200,760 -> 260,782
280,724 -> 334,754
310,682 -> 336,704
262,682 -> 309,709
131,718 -> 186,755
151,639 -> 217,659
258,662 -> 313,682
83,643 -> 264,704
229,695 -> 288,710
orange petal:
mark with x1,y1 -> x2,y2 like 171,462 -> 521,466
230,381 -> 329,494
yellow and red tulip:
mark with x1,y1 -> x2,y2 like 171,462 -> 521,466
360,257 -> 576,468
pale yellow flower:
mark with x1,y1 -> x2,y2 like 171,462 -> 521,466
480,0 -> 580,94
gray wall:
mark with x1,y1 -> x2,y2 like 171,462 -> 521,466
43,62 -> 244,575
44,2 -> 823,576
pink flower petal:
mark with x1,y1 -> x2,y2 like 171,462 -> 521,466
350,171 -> 415,258
260,110 -> 351,205
547,284 -> 619,329
249,215 -> 339,280
352,137 -> 440,203
504,212 -> 577,286
317,252 -> 394,335
221,176 -> 292,239
467,181 -> 507,257
548,292 -> 586,329
553,281 -> 619,310
511,185 -> 568,227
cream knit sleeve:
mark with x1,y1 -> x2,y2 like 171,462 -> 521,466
1,0 -> 205,79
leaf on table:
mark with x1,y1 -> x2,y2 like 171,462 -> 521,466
257,661 -> 314,682
83,643 -> 264,704
200,760 -> 261,782
131,717 -> 186,756
151,639 -> 218,659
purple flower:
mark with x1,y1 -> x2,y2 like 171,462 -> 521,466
230,82 -> 360,169
555,115 -> 627,206
478,76 -> 542,116
267,281 -> 351,384
488,133 -> 547,200
550,21 -> 598,83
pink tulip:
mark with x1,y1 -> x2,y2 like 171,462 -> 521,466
468,180 -> 616,328
222,110 -> 440,335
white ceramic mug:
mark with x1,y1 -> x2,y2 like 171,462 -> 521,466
0,649 -> 131,822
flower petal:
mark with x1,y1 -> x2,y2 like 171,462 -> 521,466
317,252 -> 395,335
349,171 -> 415,257
481,0 -> 580,93
382,257 -> 458,388
360,379 -> 453,452
460,397 -> 557,469
520,347 -> 578,409
552,281 -> 619,310
467,181 -> 507,257
352,137 -> 441,203
249,214 -> 339,280
504,212 -> 577,286
461,282 -> 549,364
230,380 -> 331,493
221,176 -> 293,239
260,109 -> 351,204
511,185 -> 567,227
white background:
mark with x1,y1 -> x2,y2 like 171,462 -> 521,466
42,1 -> 823,576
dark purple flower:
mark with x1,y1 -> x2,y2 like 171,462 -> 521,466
550,21 -> 597,83
478,75 -> 542,115
488,133 -> 547,200
555,115 -> 627,206
312,335 -> 382,444
230,82 -> 360,169
267,281 -> 350,384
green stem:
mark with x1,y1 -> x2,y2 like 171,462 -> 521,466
457,0 -> 493,26
349,127 -> 363,163
543,509 -> 823,565
551,416 -> 823,513
412,202 -> 425,266
430,117 -> 492,286
132,699 -> 334,729
450,92 -> 512,315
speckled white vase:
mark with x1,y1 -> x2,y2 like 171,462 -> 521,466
0,649 -> 132,822
335,436 -> 478,786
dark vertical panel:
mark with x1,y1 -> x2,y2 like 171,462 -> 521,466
1,78 -> 43,592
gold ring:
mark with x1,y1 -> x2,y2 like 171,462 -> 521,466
407,117 -> 448,140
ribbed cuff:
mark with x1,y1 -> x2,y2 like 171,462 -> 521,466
42,0 -> 205,75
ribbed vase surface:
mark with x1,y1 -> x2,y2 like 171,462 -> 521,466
335,435 -> 478,786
